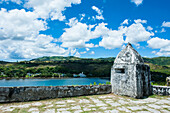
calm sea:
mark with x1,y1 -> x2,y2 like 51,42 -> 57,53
0,78 -> 110,87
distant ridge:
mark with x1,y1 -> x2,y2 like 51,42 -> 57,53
30,56 -> 170,66
0,61 -> 10,64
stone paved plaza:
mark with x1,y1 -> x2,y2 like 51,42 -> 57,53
0,94 -> 169,113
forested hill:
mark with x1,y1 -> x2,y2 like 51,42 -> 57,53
30,56 -> 115,63
0,56 -> 169,84
30,56 -> 170,66
143,57 -> 170,66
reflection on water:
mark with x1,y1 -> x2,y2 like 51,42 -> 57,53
0,78 -> 110,87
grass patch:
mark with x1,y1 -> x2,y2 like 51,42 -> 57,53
151,81 -> 166,86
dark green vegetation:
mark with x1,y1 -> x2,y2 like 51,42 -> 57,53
0,56 -> 169,85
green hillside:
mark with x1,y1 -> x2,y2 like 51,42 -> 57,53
0,56 -> 169,85
31,56 -> 82,61
31,56 -> 170,66
143,57 -> 170,66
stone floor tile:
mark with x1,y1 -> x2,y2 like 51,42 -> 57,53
88,105 -> 96,107
104,99 -> 113,101
130,100 -> 147,104
74,110 -> 83,113
118,100 -> 129,104
92,108 -> 97,110
61,111 -> 71,113
32,111 -> 40,113
32,102 -> 43,106
79,99 -> 90,103
10,104 -> 31,108
161,105 -> 170,110
167,98 -> 170,100
136,111 -> 151,113
56,104 -> 66,107
98,95 -> 113,99
104,109 -> 119,113
147,108 -> 161,113
28,108 -> 39,112
57,108 -> 69,111
56,101 -> 65,104
147,104 -> 162,109
67,100 -> 76,103
1,107 -> 15,112
117,107 -> 131,112
143,98 -> 159,103
43,104 -> 54,108
156,100 -> 170,104
44,101 -> 52,105
71,105 -> 81,110
83,108 -> 91,111
96,103 -> 107,106
160,110 -> 170,113
109,102 -> 121,107
128,106 -> 145,111
43,109 -> 55,113
100,107 -> 108,110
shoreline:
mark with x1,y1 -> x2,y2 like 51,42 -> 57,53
0,77 -> 110,80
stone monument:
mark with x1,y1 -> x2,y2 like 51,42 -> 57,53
111,43 -> 151,98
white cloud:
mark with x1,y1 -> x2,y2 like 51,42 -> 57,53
74,52 -> 80,57
121,19 -> 129,25
147,26 -> 153,31
85,43 -> 95,48
155,51 -> 170,56
91,6 -> 104,20
90,51 -> 95,55
147,37 -> 170,49
152,51 -> 156,54
61,18 -> 154,50
24,0 -> 81,21
124,22 -> 154,44
86,48 -> 90,51
99,30 -> 124,49
0,8 -> 47,40
70,48 -> 77,55
92,6 -> 102,15
66,17 -> 79,26
60,21 -> 91,48
131,0 -> 143,6
0,0 -> 22,4
0,34 -> 68,59
162,21 -> 170,27
161,28 -> 166,33
60,18 -> 109,48
80,14 -> 85,21
147,37 -> 170,56
91,22 -> 109,38
134,19 -> 147,24
80,51 -> 86,54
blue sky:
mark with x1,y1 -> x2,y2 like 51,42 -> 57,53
0,0 -> 170,61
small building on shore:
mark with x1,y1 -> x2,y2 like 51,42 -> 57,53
111,43 -> 151,98
73,72 -> 86,78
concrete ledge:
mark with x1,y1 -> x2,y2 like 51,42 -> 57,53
0,85 -> 112,103
152,85 -> 170,96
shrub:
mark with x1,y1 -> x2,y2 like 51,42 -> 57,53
106,81 -> 111,85
93,82 -> 97,85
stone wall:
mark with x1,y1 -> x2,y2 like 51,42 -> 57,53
152,85 -> 170,96
0,85 -> 111,103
